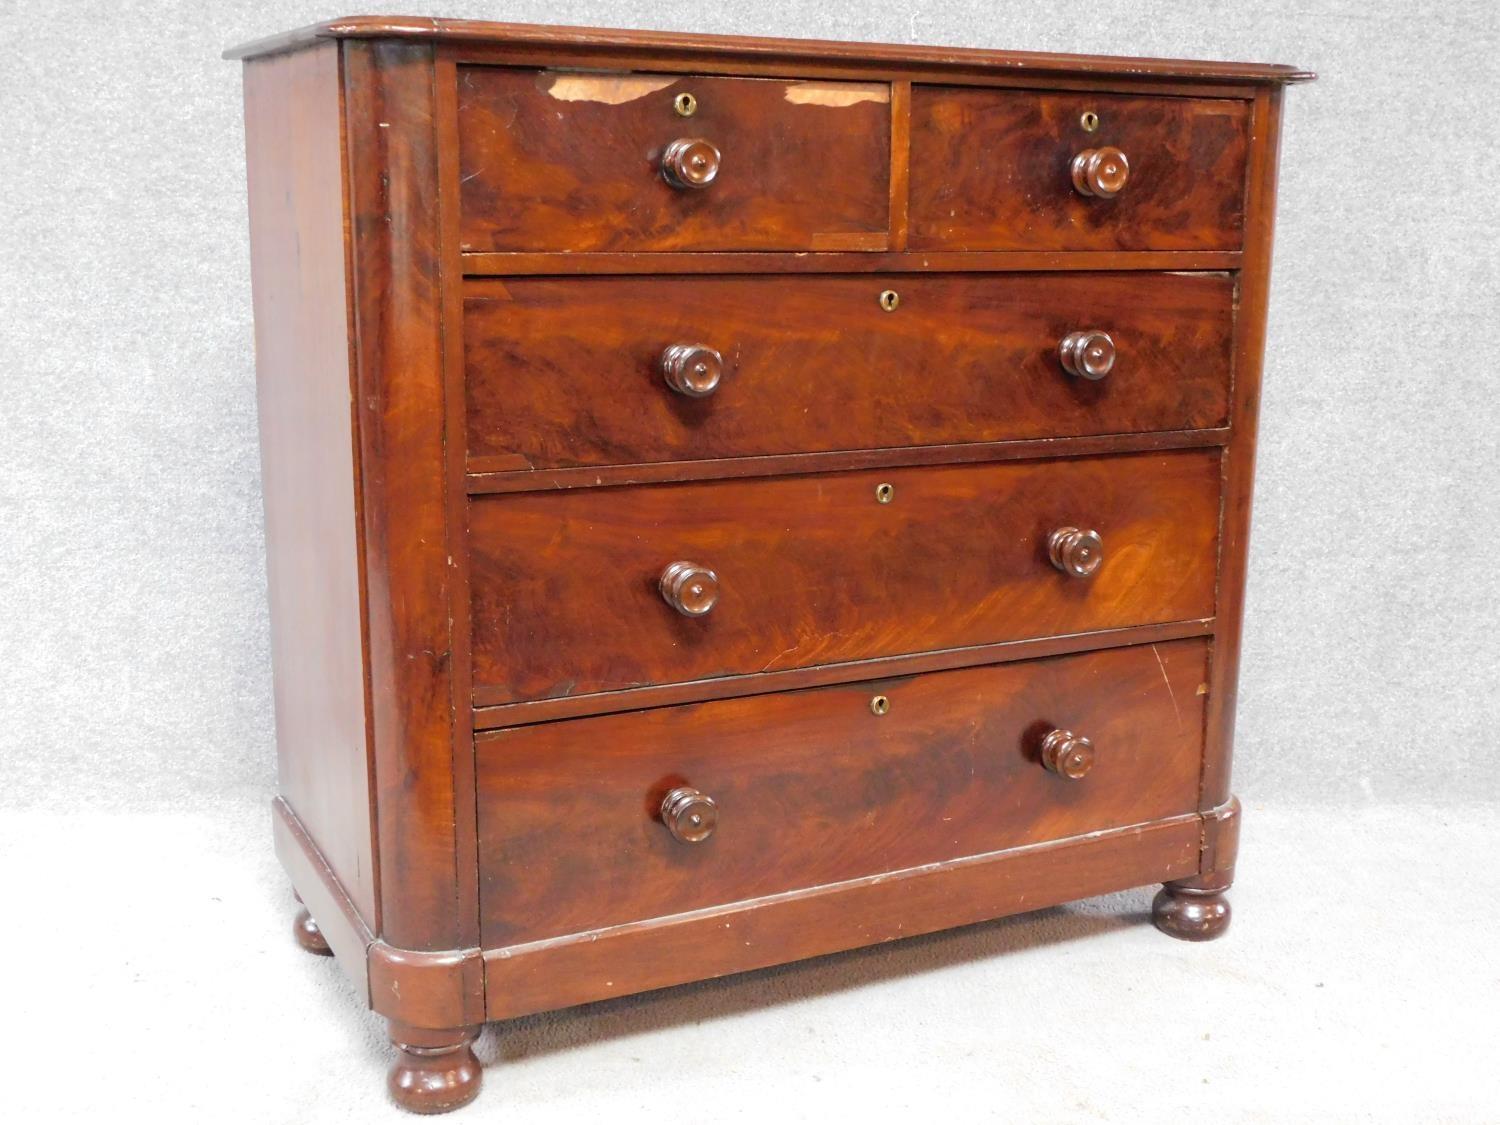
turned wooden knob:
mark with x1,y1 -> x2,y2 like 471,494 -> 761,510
659,561 -> 719,616
660,343 -> 724,397
662,138 -> 720,189
1058,330 -> 1116,380
1048,526 -> 1104,578
1071,146 -> 1129,197
1041,729 -> 1095,780
661,786 -> 718,843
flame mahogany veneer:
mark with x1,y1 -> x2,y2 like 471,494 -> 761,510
230,16 -> 1307,1113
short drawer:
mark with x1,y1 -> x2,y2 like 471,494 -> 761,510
465,272 -> 1234,471
476,638 -> 1209,947
469,451 -> 1220,704
456,68 -> 891,252
909,88 -> 1250,251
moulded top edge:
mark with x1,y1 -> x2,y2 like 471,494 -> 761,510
222,15 -> 1315,85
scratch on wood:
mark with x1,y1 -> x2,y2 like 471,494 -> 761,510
1152,644 -> 1183,729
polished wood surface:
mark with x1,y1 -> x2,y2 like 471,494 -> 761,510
292,907 -> 334,955
472,618 -> 1213,730
463,272 -> 1233,470
343,41 -> 477,955
482,810 -> 1207,1019
1048,525 -> 1105,578
456,68 -> 890,252
1070,145 -> 1130,197
233,18 -> 1302,1111
476,639 -> 1208,947
242,43 -> 379,928
387,1022 -> 482,1114
1040,727 -> 1096,779
225,17 -> 1315,86
470,452 -> 1220,704
467,427 -> 1229,495
272,797 -> 375,1000
461,249 -> 1244,275
1153,871 -> 1233,940
1203,88 -> 1285,811
910,88 -> 1250,251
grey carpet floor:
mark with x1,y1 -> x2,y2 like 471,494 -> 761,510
6,801 -> 1494,1123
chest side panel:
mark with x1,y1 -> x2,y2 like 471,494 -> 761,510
243,42 -> 377,929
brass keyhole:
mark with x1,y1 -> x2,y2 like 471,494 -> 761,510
674,92 -> 698,117
878,289 -> 900,312
1081,110 -> 1100,132
875,483 -> 895,504
870,695 -> 890,716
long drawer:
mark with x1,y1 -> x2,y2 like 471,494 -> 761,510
476,638 -> 1209,947
465,272 -> 1234,471
469,451 -> 1220,705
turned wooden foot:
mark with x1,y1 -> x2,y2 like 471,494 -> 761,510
1152,873 -> 1232,941
388,1022 -> 482,1114
292,906 -> 333,955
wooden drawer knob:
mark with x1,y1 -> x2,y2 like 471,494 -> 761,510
1041,728 -> 1095,780
1071,146 -> 1129,197
660,343 -> 724,397
1058,330 -> 1116,380
1048,526 -> 1103,578
660,561 -> 719,616
661,786 -> 718,843
662,138 -> 721,189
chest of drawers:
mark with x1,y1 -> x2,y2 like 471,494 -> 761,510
228,16 -> 1308,1113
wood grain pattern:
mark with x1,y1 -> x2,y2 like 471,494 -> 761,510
481,810 -> 1202,1019
456,67 -> 890,251
461,250 -> 1243,275
432,51 -> 483,959
889,80 -> 912,249
343,41 -> 472,953
476,639 -> 1208,947
469,451 -> 1221,704
910,88 -> 1250,251
465,428 -> 1231,495
242,42 -> 378,929
464,271 -> 1233,470
472,618 -> 1213,729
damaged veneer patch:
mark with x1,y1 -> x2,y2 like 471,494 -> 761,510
544,73 -> 678,104
783,81 -> 889,107
541,74 -> 890,109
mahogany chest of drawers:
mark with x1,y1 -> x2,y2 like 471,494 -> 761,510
228,16 -> 1308,1113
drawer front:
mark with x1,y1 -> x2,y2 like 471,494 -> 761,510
476,638 -> 1209,947
466,272 -> 1234,470
909,88 -> 1250,251
457,68 -> 891,252
470,451 -> 1220,704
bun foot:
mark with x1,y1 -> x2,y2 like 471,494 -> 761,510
1152,875 -> 1232,942
388,1022 -> 482,1114
292,907 -> 333,955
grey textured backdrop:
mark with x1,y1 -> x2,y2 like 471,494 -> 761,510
3,0 -> 1497,816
